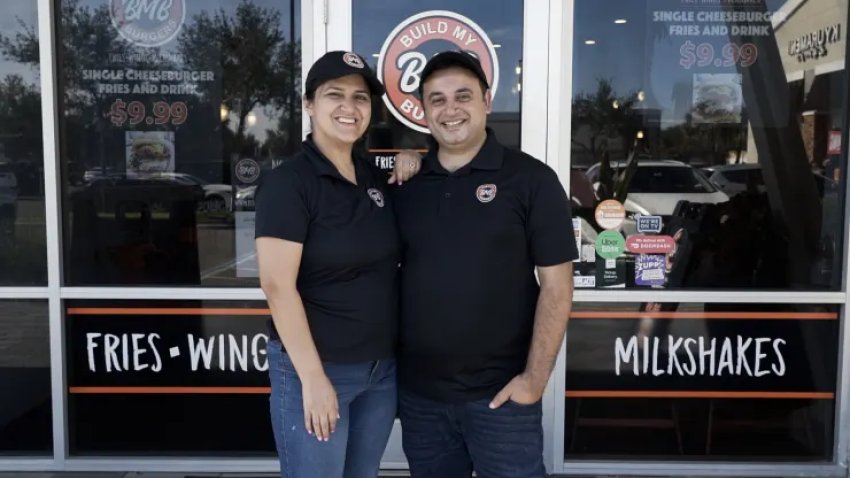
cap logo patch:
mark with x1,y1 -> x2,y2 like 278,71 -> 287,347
367,188 -> 385,207
343,52 -> 365,69
476,184 -> 497,203
376,10 -> 500,134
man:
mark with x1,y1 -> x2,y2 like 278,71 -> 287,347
393,51 -> 578,478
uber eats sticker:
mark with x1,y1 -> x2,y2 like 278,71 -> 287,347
377,10 -> 500,133
595,230 -> 625,260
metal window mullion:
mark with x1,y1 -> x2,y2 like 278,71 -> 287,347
0,459 -> 58,472
60,287 -> 267,301
325,0 -> 351,51
0,288 -> 49,299
521,0 -> 549,162
834,2 -> 850,470
572,290 -> 845,304
558,461 -> 844,477
835,301 -> 850,471
37,0 -> 66,465
547,0 -> 574,473
301,0 -> 317,140
520,0 -> 558,471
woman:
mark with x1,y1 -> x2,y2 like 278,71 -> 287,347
254,50 -> 420,478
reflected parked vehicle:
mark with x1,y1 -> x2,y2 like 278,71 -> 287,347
84,169 -> 233,213
234,185 -> 256,210
586,160 -> 729,216
702,163 -> 765,197
160,172 -> 233,213
586,160 -> 729,236
703,163 -> 837,198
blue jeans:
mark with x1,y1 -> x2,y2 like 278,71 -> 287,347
268,340 -> 397,478
398,388 -> 546,478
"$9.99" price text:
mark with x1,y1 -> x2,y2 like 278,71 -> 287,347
109,99 -> 188,127
680,41 -> 758,70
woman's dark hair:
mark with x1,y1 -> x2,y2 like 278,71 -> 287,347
304,87 -> 317,102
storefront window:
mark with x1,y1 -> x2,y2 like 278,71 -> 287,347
0,1 -> 47,285
565,302 -> 838,460
353,0 -> 523,169
570,0 -> 848,290
66,299 -> 274,454
0,300 -> 51,455
55,0 -> 301,286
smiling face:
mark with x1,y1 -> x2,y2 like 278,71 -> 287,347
421,67 -> 492,155
304,74 -> 372,148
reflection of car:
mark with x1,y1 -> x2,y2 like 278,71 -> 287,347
586,160 -> 729,235
702,163 -> 765,197
235,185 -> 256,210
0,162 -> 17,234
84,169 -> 233,212
157,172 -> 233,213
703,163 -> 837,197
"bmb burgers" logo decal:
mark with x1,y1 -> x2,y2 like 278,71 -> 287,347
377,10 -> 500,134
110,0 -> 186,48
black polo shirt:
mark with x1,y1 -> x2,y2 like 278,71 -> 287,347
254,137 -> 399,363
393,130 -> 578,402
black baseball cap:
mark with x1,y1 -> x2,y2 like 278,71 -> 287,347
418,50 -> 490,97
305,51 -> 385,97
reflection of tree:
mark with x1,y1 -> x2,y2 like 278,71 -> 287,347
263,40 -> 302,158
660,108 -> 747,165
178,0 -> 301,155
0,0 -> 168,179
0,75 -> 42,162
1,0 -> 162,112
0,19 -> 45,197
571,78 -> 639,163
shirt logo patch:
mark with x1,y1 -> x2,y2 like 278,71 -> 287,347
476,184 -> 497,203
367,188 -> 385,207
343,52 -> 365,69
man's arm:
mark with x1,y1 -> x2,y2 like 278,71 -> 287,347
490,261 -> 574,408
523,261 -> 575,391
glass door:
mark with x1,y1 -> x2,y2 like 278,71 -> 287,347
324,0 -> 556,470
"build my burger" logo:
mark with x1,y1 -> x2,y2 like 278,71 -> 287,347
377,10 -> 500,134
110,0 -> 186,48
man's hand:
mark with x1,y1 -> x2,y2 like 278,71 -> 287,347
389,150 -> 422,185
489,373 -> 544,409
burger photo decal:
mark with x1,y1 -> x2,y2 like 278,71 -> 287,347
377,10 -> 500,134
126,131 -> 175,176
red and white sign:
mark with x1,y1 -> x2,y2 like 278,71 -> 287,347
377,10 -> 500,134
828,130 -> 842,155
625,235 -> 676,254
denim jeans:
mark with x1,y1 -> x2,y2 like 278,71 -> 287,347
268,340 -> 397,478
398,388 -> 546,478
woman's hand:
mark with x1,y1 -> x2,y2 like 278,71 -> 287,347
301,372 -> 339,442
389,149 -> 423,185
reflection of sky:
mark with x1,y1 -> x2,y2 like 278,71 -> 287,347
353,0 -> 523,113
573,0 -> 787,125
0,1 -> 40,86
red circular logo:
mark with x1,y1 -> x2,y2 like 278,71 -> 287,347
377,10 -> 500,133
